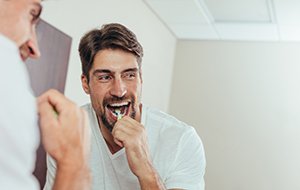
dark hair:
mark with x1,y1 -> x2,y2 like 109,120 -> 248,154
78,23 -> 143,82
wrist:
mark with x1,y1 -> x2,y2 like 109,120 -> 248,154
55,150 -> 89,169
137,165 -> 166,190
57,163 -> 91,181
56,158 -> 90,173
53,162 -> 91,190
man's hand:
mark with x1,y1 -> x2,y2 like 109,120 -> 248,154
37,89 -> 91,190
112,116 -> 166,190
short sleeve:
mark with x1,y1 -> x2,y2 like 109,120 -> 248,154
164,127 -> 206,190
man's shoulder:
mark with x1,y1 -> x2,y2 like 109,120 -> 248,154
143,105 -> 194,134
0,34 -> 18,51
80,103 -> 95,120
81,103 -> 92,112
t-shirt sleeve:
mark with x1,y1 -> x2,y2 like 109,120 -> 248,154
164,127 -> 206,190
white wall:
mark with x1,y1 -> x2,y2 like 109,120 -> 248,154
41,0 -> 176,112
170,40 -> 300,190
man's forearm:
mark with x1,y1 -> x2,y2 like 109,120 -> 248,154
138,167 -> 166,190
52,164 -> 91,190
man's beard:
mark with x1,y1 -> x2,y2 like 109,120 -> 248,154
100,95 -> 137,132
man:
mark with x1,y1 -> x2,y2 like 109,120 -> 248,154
44,23 -> 206,190
0,0 -> 91,189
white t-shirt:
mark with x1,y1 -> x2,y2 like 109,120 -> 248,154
0,35 -> 39,190
44,103 -> 206,190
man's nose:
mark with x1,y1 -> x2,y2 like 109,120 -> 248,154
27,28 -> 41,59
110,77 -> 127,98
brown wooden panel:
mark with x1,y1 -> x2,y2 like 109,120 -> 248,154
25,19 -> 72,189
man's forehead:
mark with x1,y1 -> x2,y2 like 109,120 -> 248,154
93,50 -> 139,68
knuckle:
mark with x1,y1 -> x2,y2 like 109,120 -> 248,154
48,89 -> 57,95
113,129 -> 121,137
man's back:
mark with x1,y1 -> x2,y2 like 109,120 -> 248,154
0,34 -> 39,190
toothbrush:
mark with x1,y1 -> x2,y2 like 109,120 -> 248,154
115,109 -> 123,120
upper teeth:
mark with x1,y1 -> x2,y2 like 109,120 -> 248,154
109,102 -> 129,107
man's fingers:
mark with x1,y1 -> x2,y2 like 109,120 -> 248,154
112,124 -> 135,148
119,116 -> 143,131
38,101 -> 59,150
114,138 -> 124,148
38,89 -> 72,114
38,101 -> 58,127
37,89 -> 60,104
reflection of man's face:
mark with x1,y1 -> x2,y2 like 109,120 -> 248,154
82,49 -> 142,132
0,0 -> 42,60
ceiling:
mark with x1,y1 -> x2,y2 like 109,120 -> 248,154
143,0 -> 300,42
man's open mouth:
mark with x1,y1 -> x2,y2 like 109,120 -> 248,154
106,102 -> 130,119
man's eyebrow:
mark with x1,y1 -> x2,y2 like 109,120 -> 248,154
92,69 -> 112,75
122,68 -> 139,73
92,68 -> 139,76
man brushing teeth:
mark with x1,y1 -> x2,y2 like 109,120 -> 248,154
44,23 -> 206,190
104,95 -> 138,132
85,46 -> 142,133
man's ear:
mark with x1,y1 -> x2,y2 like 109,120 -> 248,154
139,70 -> 143,84
81,74 -> 90,94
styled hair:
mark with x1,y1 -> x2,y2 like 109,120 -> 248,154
78,23 -> 143,82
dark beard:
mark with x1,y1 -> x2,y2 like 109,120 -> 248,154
100,96 -> 136,132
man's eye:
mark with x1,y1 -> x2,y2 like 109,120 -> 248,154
123,72 -> 136,80
98,75 -> 112,82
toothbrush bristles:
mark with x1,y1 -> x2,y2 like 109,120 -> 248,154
115,110 -> 122,120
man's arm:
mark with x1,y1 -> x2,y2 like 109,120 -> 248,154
38,89 -> 91,190
138,168 -> 166,190
51,163 -> 90,190
112,116 -> 166,190
113,116 -> 205,190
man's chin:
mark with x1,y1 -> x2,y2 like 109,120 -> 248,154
19,50 -> 29,62
101,115 -> 114,133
